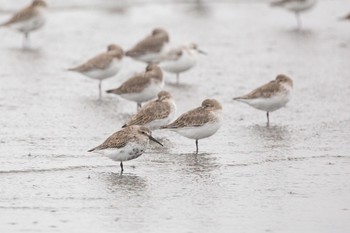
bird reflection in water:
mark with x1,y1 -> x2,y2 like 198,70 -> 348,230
249,124 -> 292,149
183,0 -> 211,17
178,152 -> 219,176
103,172 -> 148,194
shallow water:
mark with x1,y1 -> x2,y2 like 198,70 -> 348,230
0,0 -> 350,232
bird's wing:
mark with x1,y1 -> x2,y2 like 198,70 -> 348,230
234,80 -> 280,100
158,48 -> 182,62
163,107 -> 211,129
88,129 -> 133,151
107,73 -> 150,94
69,53 -> 113,72
127,35 -> 166,56
1,6 -> 37,26
126,101 -> 171,126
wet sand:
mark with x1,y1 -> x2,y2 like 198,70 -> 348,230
0,0 -> 350,232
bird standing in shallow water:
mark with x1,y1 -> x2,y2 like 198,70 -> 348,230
158,43 -> 206,85
0,0 -> 47,48
123,91 -> 176,130
233,74 -> 293,125
125,28 -> 169,64
106,64 -> 164,111
161,99 -> 223,154
270,0 -> 317,30
88,125 -> 163,174
68,44 -> 124,100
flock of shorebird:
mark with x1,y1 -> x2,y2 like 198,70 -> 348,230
1,0 -> 348,173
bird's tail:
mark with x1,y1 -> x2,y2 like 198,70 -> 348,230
87,148 -> 95,152
106,88 -> 119,94
67,67 -> 77,71
233,96 -> 250,103
160,124 -> 175,130
125,50 -> 138,57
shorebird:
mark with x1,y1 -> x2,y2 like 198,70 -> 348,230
88,125 -> 163,173
161,99 -> 223,154
125,28 -> 169,64
158,43 -> 206,85
0,0 -> 47,48
122,91 -> 176,130
68,44 -> 124,99
233,74 -> 293,124
106,64 -> 164,111
270,0 -> 317,30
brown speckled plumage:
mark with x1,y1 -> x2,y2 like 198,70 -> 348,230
162,99 -> 222,129
88,126 -> 151,152
126,28 -> 169,57
0,0 -> 47,26
106,64 -> 163,95
123,91 -> 173,127
68,44 -> 123,72
234,74 -> 293,100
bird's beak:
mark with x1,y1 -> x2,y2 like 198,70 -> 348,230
198,49 -> 207,55
149,135 -> 163,146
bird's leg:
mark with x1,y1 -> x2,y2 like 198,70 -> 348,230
23,32 -> 29,49
195,139 -> 198,154
176,73 -> 180,85
120,161 -> 124,174
98,80 -> 102,100
295,12 -> 302,31
137,103 -> 141,111
266,112 -> 270,126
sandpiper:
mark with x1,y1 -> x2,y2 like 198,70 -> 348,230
106,64 -> 164,111
68,44 -> 124,99
122,91 -> 176,130
0,0 -> 47,48
270,0 -> 317,30
233,74 -> 293,124
158,43 -> 206,85
161,99 -> 223,154
88,125 -> 163,173
125,28 -> 169,64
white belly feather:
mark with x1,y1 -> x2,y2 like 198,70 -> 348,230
98,141 -> 148,162
83,59 -> 122,80
160,51 -> 197,74
240,92 -> 292,112
9,8 -> 46,33
120,79 -> 164,103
